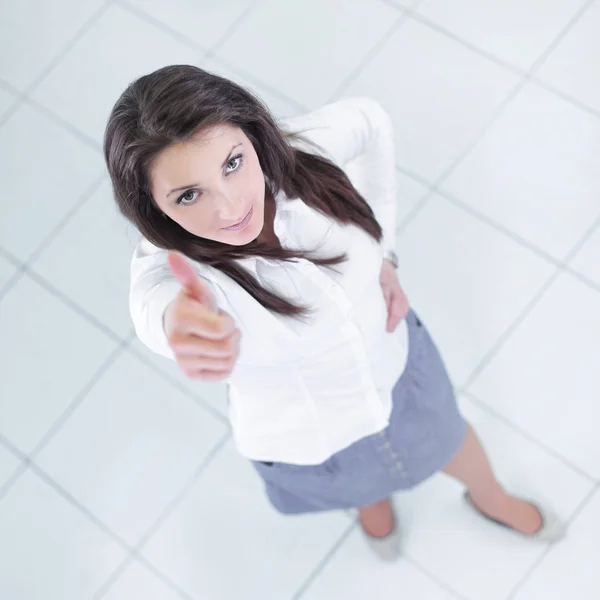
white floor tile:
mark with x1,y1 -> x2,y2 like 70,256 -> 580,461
0,105 -> 103,261
0,470 -> 126,600
31,4 -> 203,143
388,0 -> 424,9
31,180 -> 139,338
345,17 -> 519,182
302,528 -> 456,600
569,225 -> 600,286
0,87 -> 18,119
416,0 -> 587,70
0,254 -> 19,292
0,445 -> 21,490
393,394 -> 593,600
396,171 -> 430,228
468,271 -> 600,478
35,349 -> 227,546
0,0 -> 104,91
142,442 -> 350,600
124,0 -> 257,50
101,560 -> 182,600
395,194 -> 555,386
0,275 -> 118,454
129,338 -> 229,418
513,489 -> 600,600
536,0 -> 600,113
202,54 -> 301,119
459,396 -> 593,516
442,83 -> 600,260
217,0 -> 400,109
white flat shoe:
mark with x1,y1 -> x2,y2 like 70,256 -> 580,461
464,491 -> 566,543
359,503 -> 402,561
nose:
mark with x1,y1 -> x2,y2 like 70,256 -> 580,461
216,189 -> 245,222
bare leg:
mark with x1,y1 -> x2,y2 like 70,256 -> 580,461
359,498 -> 395,538
443,424 -> 542,535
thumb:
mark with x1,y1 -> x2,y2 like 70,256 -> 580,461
168,251 -> 216,311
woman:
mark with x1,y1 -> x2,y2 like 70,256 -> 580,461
104,65 -> 563,560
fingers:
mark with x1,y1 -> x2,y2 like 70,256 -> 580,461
170,296 -> 237,340
168,251 -> 216,310
177,354 -> 238,376
169,329 -> 241,358
385,292 -> 408,333
175,333 -> 239,380
184,369 -> 233,382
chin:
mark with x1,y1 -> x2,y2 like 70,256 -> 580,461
223,221 -> 263,246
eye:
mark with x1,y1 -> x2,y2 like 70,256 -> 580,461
177,190 -> 200,206
225,153 -> 244,174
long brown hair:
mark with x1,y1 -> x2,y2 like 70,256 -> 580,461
104,65 -> 382,315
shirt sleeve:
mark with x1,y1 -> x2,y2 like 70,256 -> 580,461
282,97 -> 398,253
129,239 -> 217,360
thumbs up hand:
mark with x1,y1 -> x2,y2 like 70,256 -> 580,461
164,252 -> 240,382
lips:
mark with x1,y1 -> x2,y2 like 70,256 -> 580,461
222,206 -> 253,231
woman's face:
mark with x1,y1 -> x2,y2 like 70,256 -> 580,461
150,123 -> 266,246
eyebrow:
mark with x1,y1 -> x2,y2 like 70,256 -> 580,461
167,142 -> 243,198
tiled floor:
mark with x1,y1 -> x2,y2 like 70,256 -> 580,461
1,1 -> 599,598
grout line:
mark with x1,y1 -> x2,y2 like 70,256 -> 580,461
120,1 -> 306,117
396,195 -> 432,235
24,2 -> 112,98
134,555 -> 198,600
562,265 -> 600,295
292,519 -> 357,600
21,267 -> 125,344
0,245 -> 23,267
409,11 -> 527,77
0,419 -> 228,600
0,433 -> 29,502
203,53 -> 308,115
117,0 -> 211,59
27,341 -> 128,461
132,434 -> 230,552
27,460 -> 133,552
416,188 -> 600,300
506,482 -> 599,600
561,211 -> 600,264
460,266 -> 563,390
525,0 -> 597,75
22,96 -> 103,152
329,11 -> 411,102
530,76 -> 600,121
25,175 -> 107,266
461,392 -> 597,482
402,0 -> 600,201
93,434 -> 229,600
207,0 -> 267,57
431,76 -> 528,190
0,462 -> 29,504
396,163 -> 436,189
124,340 -> 231,426
0,77 -> 22,97
0,267 -> 26,303
402,555 -> 470,600
0,96 -> 25,131
91,557 -> 134,600
456,203 -> 600,392
436,189 -> 564,267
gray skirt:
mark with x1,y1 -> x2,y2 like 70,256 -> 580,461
252,310 -> 467,514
